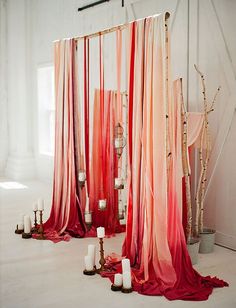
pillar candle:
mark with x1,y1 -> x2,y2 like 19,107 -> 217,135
97,227 -> 105,238
84,255 -> 93,271
23,215 -> 31,234
122,258 -> 131,273
38,198 -> 44,211
87,244 -> 96,266
122,271 -> 132,289
114,273 -> 123,287
79,171 -> 86,182
32,203 -> 38,211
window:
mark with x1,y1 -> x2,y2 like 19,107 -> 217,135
37,65 -> 55,155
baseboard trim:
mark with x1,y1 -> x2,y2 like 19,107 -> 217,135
215,231 -> 236,251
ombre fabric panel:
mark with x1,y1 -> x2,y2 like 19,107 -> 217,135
42,39 -> 86,242
103,14 -> 228,300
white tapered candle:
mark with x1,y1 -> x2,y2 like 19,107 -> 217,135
32,203 -> 38,211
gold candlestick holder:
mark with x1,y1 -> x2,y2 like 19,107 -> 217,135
36,210 -> 46,240
96,238 -> 106,273
31,210 -> 38,234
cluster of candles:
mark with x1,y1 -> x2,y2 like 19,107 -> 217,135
83,226 -> 132,293
15,198 -> 45,239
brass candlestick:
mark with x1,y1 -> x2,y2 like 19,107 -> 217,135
96,238 -> 105,273
36,210 -> 46,240
31,210 -> 38,234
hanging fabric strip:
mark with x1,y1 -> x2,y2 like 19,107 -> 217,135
84,37 -> 90,195
116,28 -> 122,124
42,39 -> 86,242
122,21 -> 136,264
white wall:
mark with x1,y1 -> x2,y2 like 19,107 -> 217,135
190,0 -> 236,250
0,0 -> 8,175
3,0 -> 235,248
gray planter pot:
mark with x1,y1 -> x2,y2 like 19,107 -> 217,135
199,228 -> 216,254
187,238 -> 200,265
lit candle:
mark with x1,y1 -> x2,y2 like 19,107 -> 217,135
18,223 -> 24,230
32,203 -> 38,211
23,215 -> 31,234
38,198 -> 44,211
122,258 -> 131,273
98,199 -> 107,210
79,171 -> 86,182
97,227 -> 105,238
87,244 -> 96,266
114,273 -> 123,287
84,255 -> 93,271
122,271 -> 132,289
85,212 -> 92,224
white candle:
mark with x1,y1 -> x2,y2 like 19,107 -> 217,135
85,212 -> 92,224
123,271 -> 132,289
88,244 -> 96,266
122,258 -> 131,273
23,215 -> 31,234
114,273 -> 123,287
18,223 -> 24,230
79,171 -> 86,182
32,203 -> 38,211
84,255 -> 94,271
97,227 -> 105,238
115,177 -> 123,187
38,198 -> 44,211
98,199 -> 107,210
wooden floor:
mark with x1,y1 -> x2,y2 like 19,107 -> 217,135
0,178 -> 235,308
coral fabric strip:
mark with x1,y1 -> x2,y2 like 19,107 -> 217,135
88,89 -> 124,235
103,14 -> 228,301
42,39 -> 86,242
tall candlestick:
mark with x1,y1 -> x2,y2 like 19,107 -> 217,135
31,210 -> 38,234
96,238 -> 105,273
36,210 -> 45,240
97,227 -> 105,238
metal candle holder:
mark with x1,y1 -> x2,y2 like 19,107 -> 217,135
36,210 -> 46,240
96,238 -> 106,273
31,210 -> 39,234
